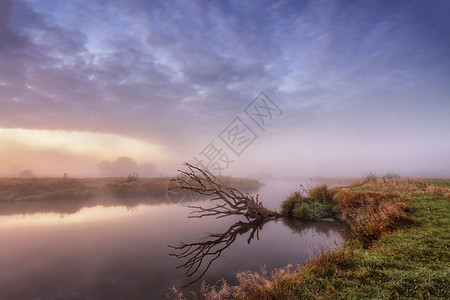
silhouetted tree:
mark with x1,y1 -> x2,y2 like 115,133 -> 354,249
98,157 -> 157,177
19,170 -> 34,178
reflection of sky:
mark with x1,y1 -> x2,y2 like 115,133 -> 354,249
0,205 -> 153,228
0,199 -> 347,298
1,0 -> 449,177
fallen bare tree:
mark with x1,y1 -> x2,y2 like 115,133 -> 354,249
170,163 -> 277,219
168,218 -> 271,286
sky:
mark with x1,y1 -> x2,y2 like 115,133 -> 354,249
0,0 -> 449,178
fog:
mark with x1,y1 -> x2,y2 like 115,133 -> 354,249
0,126 -> 448,179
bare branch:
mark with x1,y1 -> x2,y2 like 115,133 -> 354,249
170,163 -> 277,219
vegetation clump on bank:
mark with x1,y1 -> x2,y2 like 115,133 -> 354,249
280,178 -> 418,248
280,183 -> 336,220
170,178 -> 450,299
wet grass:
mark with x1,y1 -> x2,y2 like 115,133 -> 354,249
170,178 -> 450,299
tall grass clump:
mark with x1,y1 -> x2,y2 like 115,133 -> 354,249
169,265 -> 296,300
365,172 -> 378,183
127,172 -> 139,182
280,184 -> 336,220
383,171 -> 401,179
334,182 -> 415,248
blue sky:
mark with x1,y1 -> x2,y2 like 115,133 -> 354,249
0,0 -> 449,177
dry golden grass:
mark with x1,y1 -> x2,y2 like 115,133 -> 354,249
333,180 -> 416,247
169,265 -> 297,300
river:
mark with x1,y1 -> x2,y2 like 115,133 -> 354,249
0,180 -> 351,299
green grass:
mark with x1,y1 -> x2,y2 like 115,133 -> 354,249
171,179 -> 450,299
280,184 -> 336,220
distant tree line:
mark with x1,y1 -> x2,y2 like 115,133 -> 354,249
98,156 -> 157,177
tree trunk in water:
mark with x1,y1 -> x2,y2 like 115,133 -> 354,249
170,163 -> 277,220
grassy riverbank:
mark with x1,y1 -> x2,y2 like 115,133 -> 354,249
172,178 -> 450,299
0,177 -> 164,202
0,176 -> 261,216
0,176 -> 261,203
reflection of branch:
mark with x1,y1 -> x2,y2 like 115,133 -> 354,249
168,218 -> 271,287
170,163 -> 276,219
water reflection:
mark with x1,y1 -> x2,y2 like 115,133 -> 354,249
0,205 -> 145,228
0,196 -> 171,217
169,218 -> 272,286
282,216 -> 353,241
0,181 -> 351,299
0,196 -> 176,229
170,216 -> 351,287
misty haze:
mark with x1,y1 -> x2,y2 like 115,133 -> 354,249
0,0 -> 449,299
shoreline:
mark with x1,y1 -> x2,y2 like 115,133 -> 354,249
0,176 -> 261,216
170,178 -> 450,299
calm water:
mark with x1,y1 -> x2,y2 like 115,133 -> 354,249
0,181 -> 350,299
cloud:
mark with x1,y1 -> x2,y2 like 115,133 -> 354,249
0,0 -> 449,176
